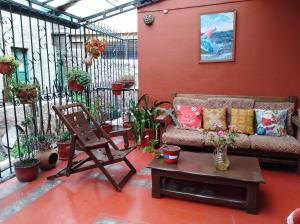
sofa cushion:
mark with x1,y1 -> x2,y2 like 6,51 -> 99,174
255,109 -> 288,137
206,97 -> 255,124
203,108 -> 227,131
254,102 -> 295,136
249,135 -> 300,155
162,125 -> 205,147
173,97 -> 207,113
176,105 -> 203,129
204,131 -> 251,149
230,108 -> 254,135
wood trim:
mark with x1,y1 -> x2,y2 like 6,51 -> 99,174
292,116 -> 300,128
172,93 -> 297,104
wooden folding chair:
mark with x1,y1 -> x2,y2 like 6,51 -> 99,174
47,103 -> 136,192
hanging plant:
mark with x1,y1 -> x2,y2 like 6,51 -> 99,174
0,54 -> 19,75
12,81 -> 39,104
66,66 -> 91,92
84,38 -> 107,66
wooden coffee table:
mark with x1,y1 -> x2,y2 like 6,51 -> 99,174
148,151 -> 265,214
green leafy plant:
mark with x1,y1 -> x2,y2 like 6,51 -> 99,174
0,54 -> 19,75
120,74 -> 134,81
90,95 -> 113,124
10,81 -> 39,104
57,131 -> 71,143
128,94 -> 175,143
66,66 -> 91,87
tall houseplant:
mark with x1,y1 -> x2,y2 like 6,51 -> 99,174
12,124 -> 40,182
128,94 -> 178,148
66,66 -> 91,92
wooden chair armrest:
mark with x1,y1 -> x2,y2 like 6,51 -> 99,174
156,109 -> 173,124
292,116 -> 300,128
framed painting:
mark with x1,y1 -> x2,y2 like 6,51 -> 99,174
200,11 -> 236,63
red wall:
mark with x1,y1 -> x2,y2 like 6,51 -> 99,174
138,0 -> 300,108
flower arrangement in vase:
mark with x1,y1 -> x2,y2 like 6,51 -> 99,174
84,38 -> 107,66
206,124 -> 239,171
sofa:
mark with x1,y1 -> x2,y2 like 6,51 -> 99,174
156,93 -> 300,172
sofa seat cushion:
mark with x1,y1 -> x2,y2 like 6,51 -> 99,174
249,135 -> 300,155
162,125 -> 205,147
204,131 -> 251,149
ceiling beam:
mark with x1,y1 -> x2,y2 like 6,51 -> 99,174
83,0 -> 159,24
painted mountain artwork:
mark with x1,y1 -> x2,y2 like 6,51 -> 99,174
200,11 -> 236,62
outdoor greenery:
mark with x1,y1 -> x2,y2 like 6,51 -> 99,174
128,94 -> 179,143
120,74 -> 134,81
90,95 -> 113,124
66,66 -> 91,87
57,131 -> 71,143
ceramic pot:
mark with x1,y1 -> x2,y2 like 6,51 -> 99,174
162,145 -> 181,164
68,80 -> 84,92
101,123 -> 113,133
57,141 -> 71,161
0,61 -> 11,74
84,54 -> 94,66
123,122 -> 134,140
213,147 -> 230,171
14,159 -> 40,182
35,148 -> 58,171
140,128 -> 155,148
16,88 -> 38,104
111,83 -> 123,95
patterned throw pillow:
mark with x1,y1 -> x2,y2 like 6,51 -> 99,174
203,108 -> 227,131
255,109 -> 288,137
176,105 -> 203,129
230,108 -> 254,135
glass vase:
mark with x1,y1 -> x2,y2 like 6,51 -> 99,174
213,147 -> 230,171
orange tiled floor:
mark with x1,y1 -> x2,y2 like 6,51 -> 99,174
0,146 -> 299,224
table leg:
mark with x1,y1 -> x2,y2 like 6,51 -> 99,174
246,183 -> 259,214
151,169 -> 162,198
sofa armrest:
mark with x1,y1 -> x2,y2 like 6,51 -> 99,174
292,116 -> 300,141
156,109 -> 174,146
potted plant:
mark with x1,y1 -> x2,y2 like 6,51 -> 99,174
12,81 -> 39,104
128,94 -> 174,149
111,82 -> 123,96
12,128 -> 40,182
206,124 -> 240,171
0,54 -> 19,75
56,131 -> 72,161
21,117 -> 58,171
119,74 -> 135,88
91,95 -> 113,133
66,66 -> 91,92
84,38 -> 107,66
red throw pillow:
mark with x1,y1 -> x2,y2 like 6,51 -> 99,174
176,105 -> 203,129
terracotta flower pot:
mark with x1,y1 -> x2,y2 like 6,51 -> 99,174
35,148 -> 58,171
84,54 -> 94,66
101,123 -> 113,133
140,128 -> 155,148
111,83 -> 123,96
16,88 -> 38,104
162,145 -> 181,164
14,159 -> 40,182
0,61 -> 11,74
123,122 -> 134,140
68,80 -> 84,92
57,141 -> 71,161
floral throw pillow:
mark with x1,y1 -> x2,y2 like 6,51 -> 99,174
203,108 -> 227,131
255,109 -> 288,137
230,108 -> 254,135
176,105 -> 203,129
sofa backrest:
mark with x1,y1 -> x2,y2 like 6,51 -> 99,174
172,93 -> 297,136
